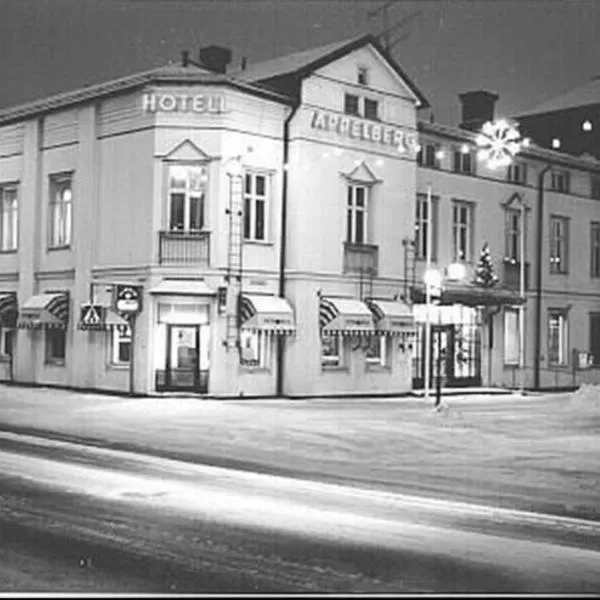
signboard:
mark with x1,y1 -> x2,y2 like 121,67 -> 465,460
578,351 -> 594,370
78,304 -> 106,331
310,109 -> 418,154
142,93 -> 227,114
114,285 -> 143,315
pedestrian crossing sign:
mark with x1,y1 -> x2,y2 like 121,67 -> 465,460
78,304 -> 106,331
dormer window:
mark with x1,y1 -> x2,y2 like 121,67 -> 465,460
358,67 -> 369,85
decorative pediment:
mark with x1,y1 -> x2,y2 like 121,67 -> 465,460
162,139 -> 213,162
501,192 -> 530,211
341,160 -> 381,185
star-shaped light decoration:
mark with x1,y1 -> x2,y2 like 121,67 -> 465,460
476,120 -> 523,169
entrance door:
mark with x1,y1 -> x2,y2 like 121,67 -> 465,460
431,325 -> 454,386
165,325 -> 207,392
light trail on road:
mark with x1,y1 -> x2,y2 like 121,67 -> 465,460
0,431 -> 599,593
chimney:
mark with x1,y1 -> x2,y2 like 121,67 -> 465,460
181,50 -> 190,67
241,56 -> 247,71
198,45 -> 232,74
459,90 -> 499,131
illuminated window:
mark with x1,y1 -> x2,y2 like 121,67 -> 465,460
549,215 -> 569,273
503,308 -> 519,365
551,170 -> 570,193
111,326 -> 131,365
0,185 -> 18,251
415,193 -> 438,261
347,184 -> 369,244
240,330 -> 271,368
49,174 -> 73,248
366,335 -> 389,367
548,310 -> 568,366
243,172 -> 268,241
168,164 -> 208,231
451,200 -> 474,261
591,222 -> 600,278
321,335 -> 342,367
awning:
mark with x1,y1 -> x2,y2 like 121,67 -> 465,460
0,292 -> 18,327
319,296 -> 375,336
410,282 -> 525,307
149,278 -> 215,296
77,304 -> 130,331
239,294 -> 296,335
366,299 -> 415,335
17,293 -> 69,329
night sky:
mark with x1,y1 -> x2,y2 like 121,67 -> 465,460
0,0 -> 598,125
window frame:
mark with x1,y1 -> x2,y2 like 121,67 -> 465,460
453,148 -> 474,175
344,93 -> 360,117
590,176 -> 600,200
547,309 -> 569,366
346,183 -> 370,245
549,214 -> 569,274
591,221 -> 600,278
321,334 -> 343,368
365,335 -> 389,368
110,325 -> 132,366
45,328 -> 66,365
243,171 -> 270,242
357,66 -> 369,85
504,207 -> 522,261
0,184 -> 18,252
167,163 -> 209,232
415,193 -> 438,261
48,173 -> 73,249
503,308 -> 519,366
590,313 -> 600,367
0,326 -> 13,361
507,161 -> 528,185
451,199 -> 474,262
240,329 -> 271,369
550,170 -> 570,193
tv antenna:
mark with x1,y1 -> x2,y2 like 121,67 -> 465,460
368,2 -> 421,52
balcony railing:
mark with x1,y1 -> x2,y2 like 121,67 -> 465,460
503,259 -> 530,291
343,242 -> 379,277
158,230 -> 211,265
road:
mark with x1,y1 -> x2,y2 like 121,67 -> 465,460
0,431 -> 599,594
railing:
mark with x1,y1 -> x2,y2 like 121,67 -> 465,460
158,230 -> 211,265
502,260 -> 530,291
343,242 -> 379,277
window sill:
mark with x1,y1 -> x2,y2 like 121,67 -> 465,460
243,239 -> 274,247
0,249 -> 17,255
45,359 -> 66,367
108,362 -> 130,371
321,364 -> 348,372
548,363 -> 570,369
503,362 -> 520,369
366,363 -> 391,372
47,245 -> 71,252
240,365 -> 271,373
549,270 -> 569,276
0,355 -> 11,363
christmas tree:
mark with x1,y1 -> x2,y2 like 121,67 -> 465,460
473,243 -> 499,289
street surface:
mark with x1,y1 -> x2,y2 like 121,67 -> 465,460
1,431 -> 599,594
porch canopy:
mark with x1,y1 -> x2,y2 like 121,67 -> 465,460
77,303 -> 130,332
0,292 -> 18,327
17,293 -> 69,329
239,294 -> 296,335
410,281 -> 525,306
366,299 -> 415,335
319,296 -> 375,336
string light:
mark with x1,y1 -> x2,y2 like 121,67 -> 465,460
552,138 -> 561,149
476,120 -> 523,169
582,120 -> 593,132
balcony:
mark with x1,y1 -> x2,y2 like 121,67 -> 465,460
158,230 -> 211,266
503,259 -> 530,291
343,242 -> 379,277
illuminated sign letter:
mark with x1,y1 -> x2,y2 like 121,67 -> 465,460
371,125 -> 382,142
311,111 -> 327,129
382,128 -> 393,145
208,95 -> 222,113
142,93 -> 157,113
193,95 -> 206,112
327,114 -> 339,131
177,94 -> 190,111
350,120 -> 361,138
393,130 -> 406,152
339,117 -> 350,135
159,94 -> 177,112
361,122 -> 371,140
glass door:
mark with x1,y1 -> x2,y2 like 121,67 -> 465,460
165,325 -> 201,391
431,325 -> 454,386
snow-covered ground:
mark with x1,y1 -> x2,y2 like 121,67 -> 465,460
0,383 -> 599,520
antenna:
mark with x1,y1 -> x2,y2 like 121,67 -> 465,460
368,2 -> 422,52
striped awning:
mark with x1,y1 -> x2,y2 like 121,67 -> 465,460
17,293 -> 69,330
0,292 -> 18,326
319,296 -> 375,336
239,294 -> 296,335
77,304 -> 130,332
366,299 -> 415,335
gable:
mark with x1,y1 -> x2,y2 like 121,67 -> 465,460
162,139 -> 213,161
341,160 -> 381,184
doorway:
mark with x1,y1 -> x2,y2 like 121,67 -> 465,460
161,324 -> 208,392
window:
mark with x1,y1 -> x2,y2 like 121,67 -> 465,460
452,200 -> 473,261
358,67 -> 369,85
417,143 -> 441,168
45,329 -> 66,364
48,174 -> 73,248
551,170 -> 570,193
366,335 -> 389,367
453,149 -> 474,174
415,193 -> 438,260
111,326 -> 131,364
364,98 -> 379,121
347,184 -> 369,244
590,176 -> 600,200
548,310 -> 568,366
507,162 -> 528,184
244,173 -> 268,241
549,215 -> 569,273
0,185 -> 18,252
344,93 -> 360,116
591,222 -> 600,277
168,164 -> 207,231
505,208 -> 522,261
321,335 -> 342,367
0,327 -> 13,359
590,314 -> 600,366
240,330 -> 271,368
503,308 -> 519,365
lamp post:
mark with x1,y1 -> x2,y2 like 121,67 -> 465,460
423,184 -> 434,403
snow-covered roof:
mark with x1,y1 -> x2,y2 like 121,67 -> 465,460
518,76 -> 600,117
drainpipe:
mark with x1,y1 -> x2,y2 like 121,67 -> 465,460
533,165 -> 552,390
276,100 -> 300,398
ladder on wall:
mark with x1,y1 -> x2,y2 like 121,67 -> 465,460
225,174 -> 244,350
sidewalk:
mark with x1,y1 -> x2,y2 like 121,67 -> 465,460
0,383 -> 599,521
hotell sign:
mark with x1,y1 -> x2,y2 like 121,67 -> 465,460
142,93 -> 227,114
310,110 -> 418,154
